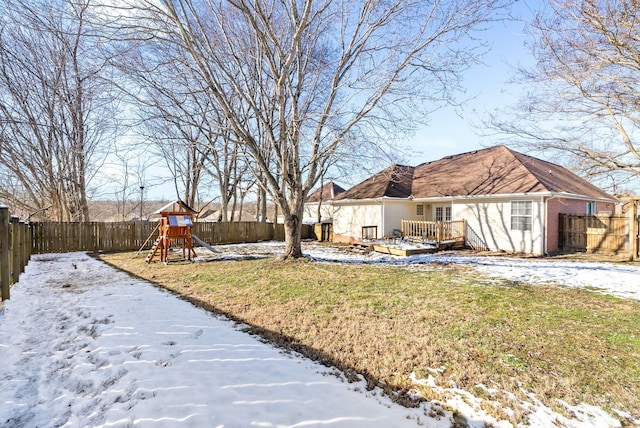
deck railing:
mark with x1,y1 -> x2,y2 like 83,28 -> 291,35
401,219 -> 466,245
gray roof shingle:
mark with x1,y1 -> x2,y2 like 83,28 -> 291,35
335,146 -> 615,201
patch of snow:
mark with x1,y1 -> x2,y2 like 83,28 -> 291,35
0,252 -> 453,427
408,371 -> 622,428
3,241 -> 638,427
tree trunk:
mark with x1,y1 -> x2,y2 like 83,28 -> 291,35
230,187 -> 238,222
256,175 -> 267,223
238,192 -> 245,221
316,175 -> 324,224
282,212 -> 303,259
259,188 -> 267,223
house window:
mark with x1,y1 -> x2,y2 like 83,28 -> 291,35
362,226 -> 377,240
435,206 -> 451,222
586,202 -> 596,215
511,201 -> 532,231
416,204 -> 424,216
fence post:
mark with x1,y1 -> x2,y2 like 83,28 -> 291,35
11,216 -> 20,285
20,221 -> 29,274
0,207 -> 10,301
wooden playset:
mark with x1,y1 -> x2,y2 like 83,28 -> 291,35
144,200 -> 198,263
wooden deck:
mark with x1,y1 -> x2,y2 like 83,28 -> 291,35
367,220 -> 467,256
372,245 -> 436,256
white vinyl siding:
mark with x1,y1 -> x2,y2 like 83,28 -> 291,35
332,197 -> 546,255
331,203 -> 382,240
455,198 -> 543,255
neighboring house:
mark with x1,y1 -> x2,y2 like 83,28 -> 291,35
325,146 -> 618,255
303,181 -> 346,224
198,209 -> 256,222
87,200 -> 173,222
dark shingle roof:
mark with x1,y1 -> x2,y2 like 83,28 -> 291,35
306,182 -> 346,202
510,150 -> 613,199
334,165 -> 415,200
336,146 -> 615,201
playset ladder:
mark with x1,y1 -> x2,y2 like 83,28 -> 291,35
145,237 -> 162,263
138,223 -> 160,256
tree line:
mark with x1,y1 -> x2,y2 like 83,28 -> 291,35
0,0 -> 638,258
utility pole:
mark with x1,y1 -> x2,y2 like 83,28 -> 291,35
140,185 -> 145,221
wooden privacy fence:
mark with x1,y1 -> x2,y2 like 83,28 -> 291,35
31,221 -> 158,254
313,223 -> 333,242
559,213 -> 638,258
30,221 -> 312,254
0,207 -> 32,301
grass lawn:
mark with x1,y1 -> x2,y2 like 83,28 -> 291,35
99,252 -> 640,425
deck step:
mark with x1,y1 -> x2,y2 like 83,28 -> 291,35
346,243 -> 373,253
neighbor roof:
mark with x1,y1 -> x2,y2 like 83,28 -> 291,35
334,164 -> 415,200
306,182 -> 347,203
334,146 -> 615,201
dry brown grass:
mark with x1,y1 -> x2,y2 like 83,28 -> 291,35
99,251 -> 640,425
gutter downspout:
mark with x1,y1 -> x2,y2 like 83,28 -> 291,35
541,195 -> 547,256
381,200 -> 385,240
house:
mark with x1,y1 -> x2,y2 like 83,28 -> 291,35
303,181 -> 346,224
321,146 -> 618,255
198,208 -> 257,222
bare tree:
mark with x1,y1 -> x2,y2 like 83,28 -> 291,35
490,0 -> 640,194
122,0 -> 509,258
0,0 -> 119,221
116,35 -> 255,216
105,147 -> 151,221
140,112 -> 214,208
123,48 -> 213,207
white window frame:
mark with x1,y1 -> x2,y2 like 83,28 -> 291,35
511,200 -> 532,231
434,206 -> 451,222
416,204 -> 424,216
586,201 -> 596,215
362,226 -> 378,240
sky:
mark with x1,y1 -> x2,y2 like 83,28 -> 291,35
405,2 -> 536,167
1,241 -> 638,427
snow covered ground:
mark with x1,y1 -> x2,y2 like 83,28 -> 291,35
1,242 -> 638,427
200,241 -> 640,301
